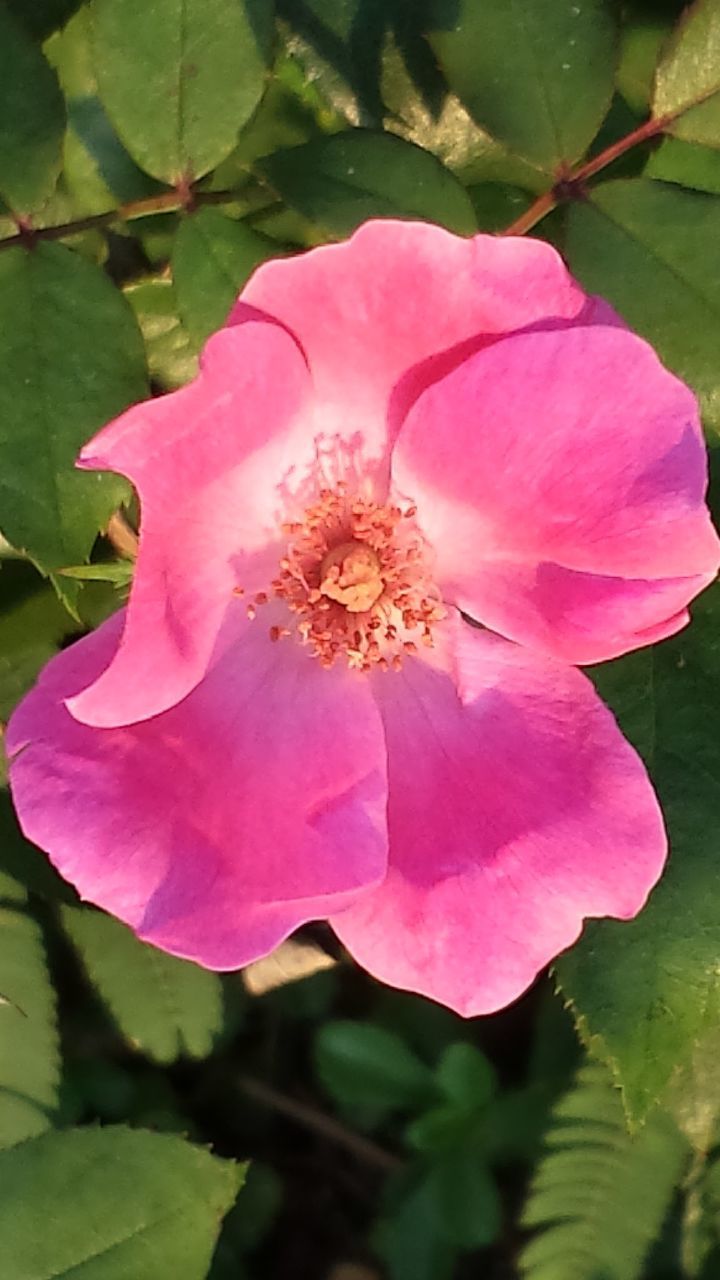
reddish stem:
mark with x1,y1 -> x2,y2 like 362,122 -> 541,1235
502,112 -> 672,237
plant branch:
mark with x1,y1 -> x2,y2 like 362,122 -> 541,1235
501,112 -> 674,237
0,184 -> 272,253
237,1075 -> 403,1174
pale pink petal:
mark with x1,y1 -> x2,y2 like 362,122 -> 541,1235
8,614 -> 388,969
330,620 -> 666,1016
393,324 -> 719,663
235,222 -> 588,474
70,319 -> 314,728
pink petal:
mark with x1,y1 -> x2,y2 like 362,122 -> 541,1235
330,619 -> 666,1016
8,614 -> 388,969
70,318 -> 313,728
235,222 -> 588,475
393,324 -> 719,663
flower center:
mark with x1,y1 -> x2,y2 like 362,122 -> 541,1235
319,540 -> 384,613
238,485 -> 445,672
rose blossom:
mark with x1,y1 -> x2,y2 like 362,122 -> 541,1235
8,221 -> 719,1015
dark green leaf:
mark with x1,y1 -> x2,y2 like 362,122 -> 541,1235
258,130 -> 477,235
425,1152 -> 500,1248
172,209 -> 275,347
0,243 -> 147,578
556,583 -> 720,1124
61,905 -> 224,1064
373,1177 -> 456,1280
92,0 -> 272,183
564,178 -> 720,434
426,0 -> 617,171
5,0 -> 83,41
315,1020 -> 436,1118
653,0 -> 720,149
0,1126 -> 243,1278
0,897 -> 59,1148
0,3 -> 66,212
0,564 -> 80,721
434,1042 -> 496,1111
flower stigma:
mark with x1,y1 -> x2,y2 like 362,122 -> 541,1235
239,485 -> 445,672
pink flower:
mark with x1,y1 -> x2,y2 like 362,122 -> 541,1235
8,221 -> 719,1015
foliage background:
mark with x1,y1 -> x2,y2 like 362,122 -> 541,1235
2,0 -> 720,1276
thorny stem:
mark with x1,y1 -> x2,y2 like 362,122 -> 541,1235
501,112 -> 675,237
0,182 -> 275,253
0,107 -> 690,251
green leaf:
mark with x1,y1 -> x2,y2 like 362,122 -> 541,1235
0,563 -> 80,721
46,9 -> 163,217
556,582 -> 720,1124
564,178 -> 720,434
653,0 -> 720,149
258,130 -> 477,236
92,0 -> 272,183
61,905 -> 224,1064
426,0 -> 617,172
646,136 -> 720,195
373,1177 -> 456,1280
124,275 -> 197,390
0,1126 -> 243,1278
172,209 -> 275,347
0,2 -> 66,212
0,898 -> 60,1148
59,560 -> 133,586
315,1020 -> 436,1118
519,1063 -> 688,1280
0,242 -> 147,578
277,0 -> 545,192
434,1042 -> 496,1110
425,1152 -> 500,1248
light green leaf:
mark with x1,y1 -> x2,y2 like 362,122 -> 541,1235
564,178 -> 720,434
172,209 -> 275,347
426,0 -> 617,172
556,582 -> 720,1125
0,242 -> 147,578
61,905 -> 224,1064
520,1063 -> 688,1280
92,0 -> 272,183
0,1126 -> 243,1278
646,136 -> 720,195
258,130 -> 477,236
124,274 -> 197,390
654,0 -> 720,149
0,2 -> 66,212
0,897 -> 60,1149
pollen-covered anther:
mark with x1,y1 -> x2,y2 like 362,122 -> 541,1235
241,487 -> 445,671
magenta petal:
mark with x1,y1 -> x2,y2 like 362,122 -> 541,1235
70,318 -> 312,728
393,323 -> 719,663
329,622 -> 666,1016
8,615 -> 388,969
235,222 -> 587,472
